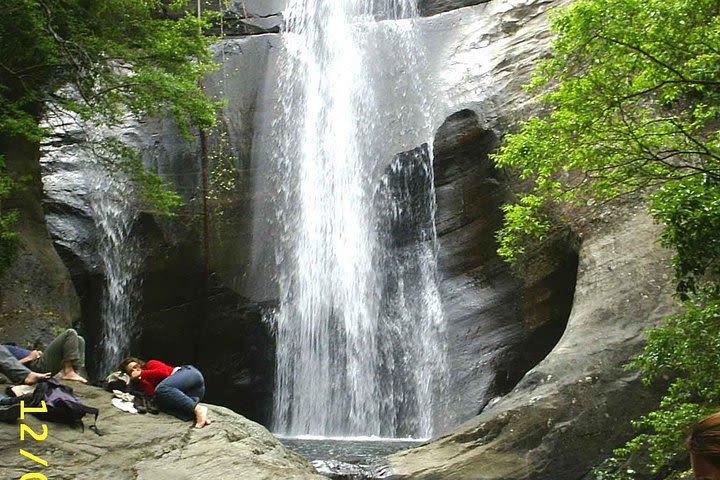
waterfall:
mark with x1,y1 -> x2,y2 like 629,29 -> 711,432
92,159 -> 142,376
266,0 -> 447,439
41,109 -> 143,376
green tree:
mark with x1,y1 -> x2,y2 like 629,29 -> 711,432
492,0 -> 720,476
495,0 -> 720,270
0,0 -> 221,271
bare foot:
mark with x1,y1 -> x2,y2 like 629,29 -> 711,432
60,370 -> 88,383
194,405 -> 210,428
23,372 -> 50,385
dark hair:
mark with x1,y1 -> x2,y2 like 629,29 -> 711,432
118,356 -> 146,374
688,412 -> 720,465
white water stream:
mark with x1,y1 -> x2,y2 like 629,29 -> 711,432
92,159 -> 142,376
41,110 -> 143,377
266,0 -> 447,439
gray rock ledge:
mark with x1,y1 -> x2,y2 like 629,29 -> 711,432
0,382 -> 324,480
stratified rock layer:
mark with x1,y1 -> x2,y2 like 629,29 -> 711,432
418,0 -> 492,16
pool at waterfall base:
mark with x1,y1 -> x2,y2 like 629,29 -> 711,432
278,436 -> 426,479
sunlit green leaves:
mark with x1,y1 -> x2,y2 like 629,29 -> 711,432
0,0 -> 221,166
496,194 -> 551,260
651,178 -> 720,295
494,0 -> 720,273
618,292 -> 720,473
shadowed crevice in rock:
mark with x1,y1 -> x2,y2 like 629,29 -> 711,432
418,0 -> 492,17
131,213 -> 277,426
432,109 -> 578,430
433,111 -> 497,189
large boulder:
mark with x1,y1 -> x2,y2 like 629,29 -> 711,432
0,382 -> 324,480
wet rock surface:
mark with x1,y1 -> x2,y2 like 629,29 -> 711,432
431,108 -> 577,432
312,460 -> 379,480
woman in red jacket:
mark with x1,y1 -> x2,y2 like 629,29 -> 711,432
119,357 -> 210,428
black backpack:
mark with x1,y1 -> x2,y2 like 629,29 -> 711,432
24,379 -> 101,435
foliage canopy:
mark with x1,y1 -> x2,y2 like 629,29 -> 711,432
1,0 -> 219,138
0,0 -> 221,270
494,0 -> 720,281
492,0 -> 720,476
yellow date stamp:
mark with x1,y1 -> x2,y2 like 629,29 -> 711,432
19,400 -> 49,480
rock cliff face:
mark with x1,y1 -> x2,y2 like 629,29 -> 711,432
383,0 -> 677,477
0,134 -> 80,346
388,208 -> 675,480
40,45 -> 278,423
0,382 -> 324,480
432,109 -> 577,431
33,3 -> 679,480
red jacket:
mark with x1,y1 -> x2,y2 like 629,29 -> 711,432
137,359 -> 175,396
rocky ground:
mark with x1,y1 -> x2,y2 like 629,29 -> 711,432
0,381 -> 324,480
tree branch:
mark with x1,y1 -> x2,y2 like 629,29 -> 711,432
597,34 -> 692,82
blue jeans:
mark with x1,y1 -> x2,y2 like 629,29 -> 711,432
154,366 -> 206,421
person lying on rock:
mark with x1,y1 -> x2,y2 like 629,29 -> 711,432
688,411 -> 720,480
0,345 -> 50,386
3,328 -> 87,383
119,356 -> 211,428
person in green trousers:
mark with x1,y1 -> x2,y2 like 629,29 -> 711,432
4,328 -> 87,383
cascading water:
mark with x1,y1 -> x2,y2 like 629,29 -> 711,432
41,109 -> 143,376
91,155 -> 142,376
267,0 -> 447,439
